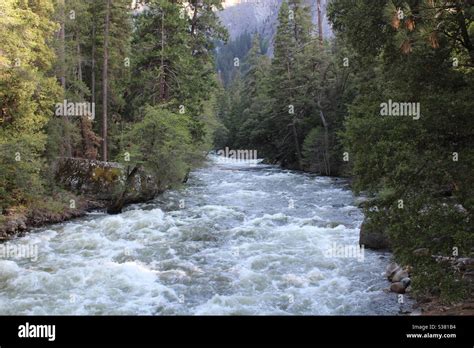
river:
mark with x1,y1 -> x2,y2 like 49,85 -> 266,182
0,156 -> 409,315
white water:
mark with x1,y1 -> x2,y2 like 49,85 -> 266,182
0,157 -> 408,314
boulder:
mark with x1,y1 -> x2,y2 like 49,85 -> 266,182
392,269 -> 409,283
390,282 -> 406,294
54,157 -> 123,200
385,262 -> 401,280
359,218 -> 391,250
401,277 -> 411,288
0,214 -> 27,240
55,157 -> 159,208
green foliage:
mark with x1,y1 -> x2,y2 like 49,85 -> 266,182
328,0 -> 474,301
122,106 -> 196,188
0,0 -> 61,211
302,127 -> 323,171
1,0 -> 227,215
126,0 -> 226,148
215,32 -> 253,87
217,1 -> 348,174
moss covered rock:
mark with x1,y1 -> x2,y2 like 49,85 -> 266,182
54,158 -> 158,204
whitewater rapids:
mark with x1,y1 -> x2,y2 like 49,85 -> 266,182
0,156 -> 409,314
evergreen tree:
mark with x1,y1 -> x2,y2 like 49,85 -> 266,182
0,0 -> 61,210
235,35 -> 272,152
328,0 -> 474,301
265,0 -> 313,168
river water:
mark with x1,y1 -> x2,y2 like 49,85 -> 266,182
0,156 -> 408,315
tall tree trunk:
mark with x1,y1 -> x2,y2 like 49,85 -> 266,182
102,0 -> 111,162
317,0 -> 323,47
319,109 -> 330,176
159,10 -> 166,101
77,39 -> 98,159
59,1 -> 66,90
285,52 -> 301,169
291,121 -> 303,170
456,8 -> 474,65
59,0 -> 72,157
316,65 -> 331,176
91,22 -> 96,106
77,41 -> 82,82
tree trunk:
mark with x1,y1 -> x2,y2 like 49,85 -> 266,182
102,0 -> 111,162
319,109 -> 331,176
159,10 -> 166,101
77,40 -> 86,157
291,121 -> 303,170
91,22 -> 96,106
317,0 -> 323,46
59,0 -> 72,157
59,2 -> 66,90
77,41 -> 82,82
456,8 -> 474,66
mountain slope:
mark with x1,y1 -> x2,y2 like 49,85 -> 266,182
218,0 -> 332,56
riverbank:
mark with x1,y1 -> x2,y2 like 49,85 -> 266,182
0,157 -> 159,241
382,261 -> 473,315
416,299 -> 474,315
0,193 -> 104,241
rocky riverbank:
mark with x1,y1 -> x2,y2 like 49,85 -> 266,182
0,157 -> 161,241
383,260 -> 474,315
385,262 -> 412,294
358,214 -> 473,315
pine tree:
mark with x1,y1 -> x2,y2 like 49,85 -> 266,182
328,0 -> 474,301
0,0 -> 61,210
235,34 -> 271,151
265,0 -> 313,168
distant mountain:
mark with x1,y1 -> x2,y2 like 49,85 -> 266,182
218,0 -> 332,56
